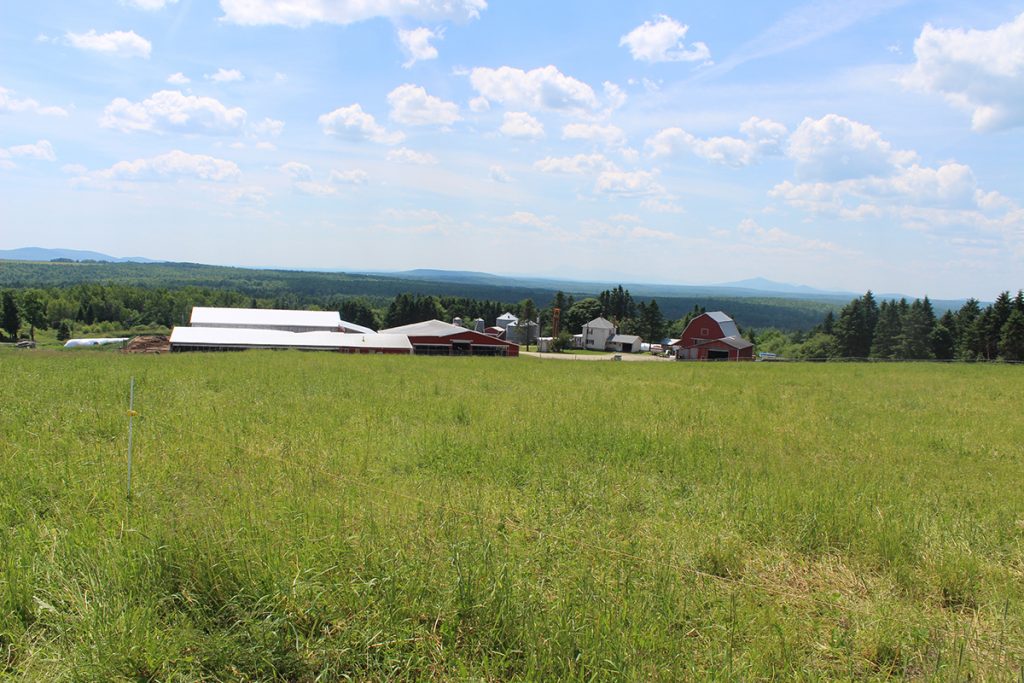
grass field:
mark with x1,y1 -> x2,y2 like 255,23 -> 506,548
2,351 -> 1023,680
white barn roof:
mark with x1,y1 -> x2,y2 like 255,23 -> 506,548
169,327 -> 412,351
378,319 -> 466,336
190,306 -> 343,329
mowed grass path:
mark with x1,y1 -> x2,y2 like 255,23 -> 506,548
2,352 -> 1023,680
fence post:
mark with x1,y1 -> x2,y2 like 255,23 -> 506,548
127,376 -> 136,499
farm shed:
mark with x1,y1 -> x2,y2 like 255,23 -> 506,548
189,307 -> 374,334
379,319 -> 519,356
581,317 -> 616,350
671,312 -> 753,361
608,334 -> 642,353
169,327 -> 412,354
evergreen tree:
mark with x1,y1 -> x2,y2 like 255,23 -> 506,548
955,299 -> 983,359
56,319 -> 72,342
896,298 -> 936,359
1,290 -> 20,340
930,321 -> 955,360
821,310 -> 835,335
833,292 -> 877,358
640,299 -> 666,341
870,300 -> 900,359
986,292 -> 1014,359
1000,309 -> 1024,361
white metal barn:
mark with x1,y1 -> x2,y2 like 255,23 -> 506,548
189,307 -> 375,334
169,327 -> 412,354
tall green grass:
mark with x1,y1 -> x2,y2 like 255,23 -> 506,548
1,351 -> 1022,680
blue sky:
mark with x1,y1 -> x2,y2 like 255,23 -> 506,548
2,0 -> 1023,298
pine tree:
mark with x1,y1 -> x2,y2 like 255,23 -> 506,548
955,299 -> 983,359
640,299 -> 666,341
896,298 -> 936,359
986,292 -> 1014,359
999,309 -> 1024,361
1,290 -> 20,340
870,300 -> 900,358
931,311 -> 957,360
834,292 -> 877,358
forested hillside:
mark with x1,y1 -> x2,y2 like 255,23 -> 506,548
0,260 -> 835,332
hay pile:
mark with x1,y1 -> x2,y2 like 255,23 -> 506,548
123,335 -> 170,353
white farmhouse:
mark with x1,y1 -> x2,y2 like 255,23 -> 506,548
582,316 -> 616,350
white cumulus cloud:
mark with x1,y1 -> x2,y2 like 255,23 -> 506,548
250,117 -> 285,136
645,116 -> 787,167
101,90 -> 247,135
0,140 -> 57,168
534,153 -> 617,174
619,15 -> 710,63
66,29 -> 152,58
219,0 -> 486,27
768,117 -> 1024,250
330,168 -> 369,184
469,65 -> 601,115
903,12 -> 1024,131
594,170 -> 664,197
500,112 -> 544,139
386,147 -> 438,164
206,68 -> 244,82
398,27 -> 440,67
75,150 -> 241,186
319,104 -> 405,144
280,161 -> 313,180
536,154 -> 614,176
387,84 -> 461,126
0,86 -> 68,117
562,123 -> 626,147
786,114 -> 915,181
166,72 -> 191,85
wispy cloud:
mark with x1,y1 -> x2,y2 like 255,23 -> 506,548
698,0 -> 910,80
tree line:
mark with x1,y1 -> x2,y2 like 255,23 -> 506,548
755,290 -> 1024,361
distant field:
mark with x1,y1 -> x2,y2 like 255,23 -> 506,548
2,352 -> 1023,680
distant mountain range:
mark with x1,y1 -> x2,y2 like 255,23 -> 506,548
372,269 -> 862,302
0,247 -> 970,309
0,247 -> 160,263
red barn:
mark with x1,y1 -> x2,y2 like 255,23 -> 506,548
379,319 -> 520,356
672,311 -> 753,361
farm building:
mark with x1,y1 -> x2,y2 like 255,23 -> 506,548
608,334 -> 642,353
169,327 -> 413,354
379,319 -> 519,356
581,317 -> 616,350
671,312 -> 753,360
189,306 -> 374,334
